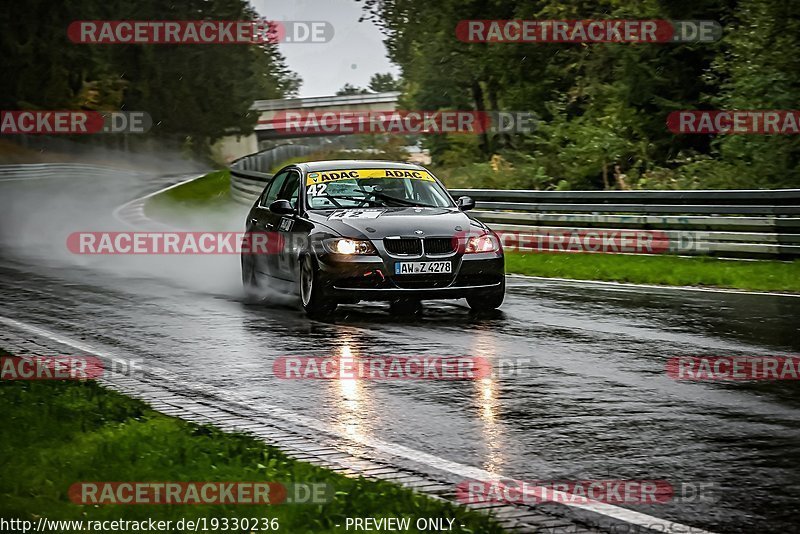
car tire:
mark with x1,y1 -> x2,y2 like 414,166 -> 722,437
241,254 -> 262,302
300,255 -> 337,318
466,279 -> 505,311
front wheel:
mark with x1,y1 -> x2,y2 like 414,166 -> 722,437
466,279 -> 505,311
300,255 -> 337,318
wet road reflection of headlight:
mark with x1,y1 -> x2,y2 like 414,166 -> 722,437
471,332 -> 507,473
324,238 -> 377,255
332,339 -> 371,446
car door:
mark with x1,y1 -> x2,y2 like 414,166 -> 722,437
247,169 -> 292,278
272,169 -> 307,282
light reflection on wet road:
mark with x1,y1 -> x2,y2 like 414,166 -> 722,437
1,171 -> 799,533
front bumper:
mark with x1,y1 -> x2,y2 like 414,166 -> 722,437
316,251 -> 504,302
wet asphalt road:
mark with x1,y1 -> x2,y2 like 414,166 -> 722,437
1,169 -> 800,533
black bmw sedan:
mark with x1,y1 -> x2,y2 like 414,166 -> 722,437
241,160 -> 505,317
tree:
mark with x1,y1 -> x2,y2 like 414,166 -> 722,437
360,0 -> 794,190
368,72 -> 401,92
336,83 -> 370,95
705,0 -> 800,188
1,0 -> 302,152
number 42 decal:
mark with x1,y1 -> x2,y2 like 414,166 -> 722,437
306,183 -> 327,197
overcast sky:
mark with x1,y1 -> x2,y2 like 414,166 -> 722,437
252,0 -> 400,98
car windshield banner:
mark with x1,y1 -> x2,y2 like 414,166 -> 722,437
305,169 -> 435,186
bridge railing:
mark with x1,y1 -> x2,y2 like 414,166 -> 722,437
251,91 -> 401,112
229,154 -> 800,258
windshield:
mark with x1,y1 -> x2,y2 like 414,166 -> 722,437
304,168 -> 454,209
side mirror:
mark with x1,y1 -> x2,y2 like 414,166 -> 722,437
457,196 -> 475,212
269,199 -> 295,215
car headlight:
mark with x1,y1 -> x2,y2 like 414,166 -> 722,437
465,234 -> 500,254
323,238 -> 377,255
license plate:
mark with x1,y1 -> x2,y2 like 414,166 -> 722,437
394,261 -> 452,275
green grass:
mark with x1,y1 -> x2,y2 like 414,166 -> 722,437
0,377 -> 505,533
505,252 -> 800,292
144,169 -> 233,225
154,169 -> 231,205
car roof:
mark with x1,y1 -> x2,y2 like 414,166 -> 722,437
295,160 -> 427,172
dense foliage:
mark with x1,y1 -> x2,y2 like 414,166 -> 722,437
358,0 -> 800,189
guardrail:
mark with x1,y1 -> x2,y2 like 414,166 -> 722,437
0,163 -> 145,181
229,153 -> 800,258
448,189 -> 800,258
229,144 -> 314,205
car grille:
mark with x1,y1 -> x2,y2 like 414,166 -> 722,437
384,237 -> 457,255
425,237 -> 456,255
384,237 -> 422,255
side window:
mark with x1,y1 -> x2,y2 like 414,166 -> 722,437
277,171 -> 301,209
259,170 -> 291,207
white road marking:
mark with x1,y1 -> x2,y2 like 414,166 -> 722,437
111,173 -> 206,229
0,314 -> 717,534
509,274 -> 800,298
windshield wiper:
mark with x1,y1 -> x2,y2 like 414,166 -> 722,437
315,194 -> 383,208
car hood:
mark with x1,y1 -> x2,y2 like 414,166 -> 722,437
307,207 -> 485,240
